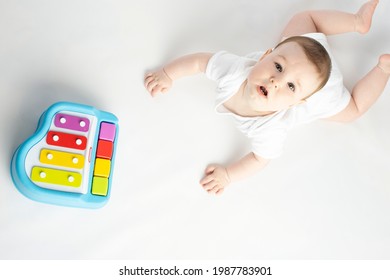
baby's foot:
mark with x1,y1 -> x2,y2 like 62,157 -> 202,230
355,0 -> 379,34
377,54 -> 390,74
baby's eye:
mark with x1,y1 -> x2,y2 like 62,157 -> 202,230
274,62 -> 283,72
288,82 -> 295,92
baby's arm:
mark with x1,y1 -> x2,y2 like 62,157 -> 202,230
200,153 -> 269,195
144,53 -> 212,97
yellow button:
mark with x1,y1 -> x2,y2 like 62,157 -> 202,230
93,158 -> 111,178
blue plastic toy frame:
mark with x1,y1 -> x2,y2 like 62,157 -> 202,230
10,101 -> 119,209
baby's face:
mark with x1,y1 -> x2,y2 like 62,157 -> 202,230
245,42 -> 320,115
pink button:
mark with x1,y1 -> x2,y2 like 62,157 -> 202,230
99,122 -> 116,142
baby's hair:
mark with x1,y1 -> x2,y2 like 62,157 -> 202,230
274,36 -> 332,96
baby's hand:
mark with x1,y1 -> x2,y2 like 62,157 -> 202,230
200,164 -> 231,195
144,68 -> 172,97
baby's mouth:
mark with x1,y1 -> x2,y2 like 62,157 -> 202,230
259,86 -> 268,97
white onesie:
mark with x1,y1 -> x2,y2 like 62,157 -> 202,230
205,32 -> 351,159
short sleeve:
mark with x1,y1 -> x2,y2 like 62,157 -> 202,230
206,51 -> 257,111
250,127 -> 287,159
205,51 -> 239,84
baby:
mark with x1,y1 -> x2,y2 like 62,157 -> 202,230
144,0 -> 390,195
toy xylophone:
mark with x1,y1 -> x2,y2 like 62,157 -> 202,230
10,102 -> 119,208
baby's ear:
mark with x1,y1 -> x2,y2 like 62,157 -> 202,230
259,48 -> 273,61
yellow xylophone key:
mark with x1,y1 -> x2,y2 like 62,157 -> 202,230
31,167 -> 82,187
39,149 -> 84,169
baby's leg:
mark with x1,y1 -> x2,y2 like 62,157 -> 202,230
378,54 -> 390,74
355,0 -> 379,34
351,54 -> 390,114
281,0 -> 379,38
327,54 -> 390,122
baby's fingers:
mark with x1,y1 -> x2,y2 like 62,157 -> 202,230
208,185 -> 223,195
215,188 -> 224,195
204,164 -> 217,175
202,180 -> 217,191
200,173 -> 214,186
144,71 -> 154,80
150,84 -> 166,97
144,74 -> 155,89
146,80 -> 159,95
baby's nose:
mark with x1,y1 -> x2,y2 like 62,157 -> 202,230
270,77 -> 278,88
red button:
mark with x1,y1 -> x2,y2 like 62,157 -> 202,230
96,139 -> 113,159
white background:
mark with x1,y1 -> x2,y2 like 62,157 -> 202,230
0,0 -> 389,260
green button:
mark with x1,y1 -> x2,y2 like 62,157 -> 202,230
91,176 -> 109,196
